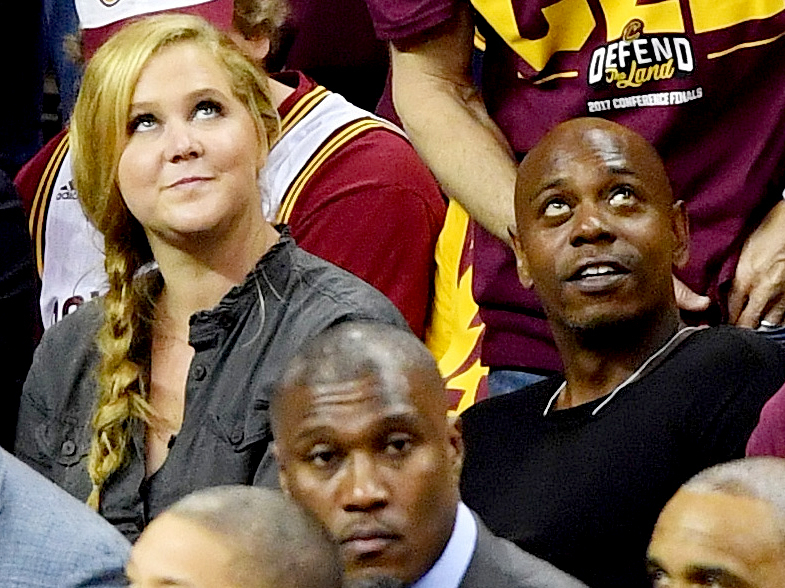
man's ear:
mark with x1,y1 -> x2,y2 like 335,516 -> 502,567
227,30 -> 271,65
670,200 -> 690,269
446,415 -> 464,481
272,442 -> 291,496
508,227 -> 534,289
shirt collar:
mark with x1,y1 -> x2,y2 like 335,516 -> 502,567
411,502 -> 477,588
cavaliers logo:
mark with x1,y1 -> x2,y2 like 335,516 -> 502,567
622,19 -> 644,42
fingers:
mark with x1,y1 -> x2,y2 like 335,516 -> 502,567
758,294 -> 785,330
762,301 -> 785,329
735,288 -> 769,329
673,275 -> 710,313
727,276 -> 749,325
730,280 -> 785,329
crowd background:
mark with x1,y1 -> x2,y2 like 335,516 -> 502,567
4,2 -> 785,588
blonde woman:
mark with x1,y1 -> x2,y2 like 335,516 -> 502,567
15,13 -> 405,541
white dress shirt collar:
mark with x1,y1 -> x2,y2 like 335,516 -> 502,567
411,501 -> 478,588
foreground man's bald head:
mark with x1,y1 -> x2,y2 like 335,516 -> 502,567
648,457 -> 785,588
126,486 -> 342,588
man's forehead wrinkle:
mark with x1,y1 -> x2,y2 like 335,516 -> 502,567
299,398 -> 423,432
306,374 -> 412,412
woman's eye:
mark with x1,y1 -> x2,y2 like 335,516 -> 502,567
194,100 -> 222,120
542,198 -> 571,218
128,114 -> 157,133
609,186 -> 637,207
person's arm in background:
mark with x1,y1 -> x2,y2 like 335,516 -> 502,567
387,3 -> 711,315
388,3 -> 516,244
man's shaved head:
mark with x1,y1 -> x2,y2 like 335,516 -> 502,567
515,117 -> 673,222
648,458 -> 785,588
271,321 -> 446,422
127,486 -> 342,588
682,457 -> 785,537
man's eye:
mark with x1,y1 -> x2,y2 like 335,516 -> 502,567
194,100 -> 222,120
307,446 -> 335,467
542,198 -> 571,218
609,186 -> 637,207
384,434 -> 413,456
648,569 -> 670,588
649,570 -> 671,588
702,573 -> 723,588
128,114 -> 157,133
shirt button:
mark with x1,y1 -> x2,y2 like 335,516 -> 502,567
231,430 -> 244,444
193,364 -> 207,381
61,440 -> 76,456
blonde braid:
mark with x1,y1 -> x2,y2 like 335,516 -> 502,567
86,243 -> 156,510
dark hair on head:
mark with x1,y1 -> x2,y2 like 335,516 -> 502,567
233,0 -> 289,49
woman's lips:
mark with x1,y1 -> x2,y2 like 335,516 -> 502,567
167,176 -> 211,189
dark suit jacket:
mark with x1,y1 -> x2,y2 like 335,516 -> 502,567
460,514 -> 587,588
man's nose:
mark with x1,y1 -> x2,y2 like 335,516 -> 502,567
164,121 -> 203,163
341,452 -> 389,512
570,200 -> 615,247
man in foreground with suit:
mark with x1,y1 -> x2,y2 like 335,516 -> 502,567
0,447 -> 129,587
271,321 -> 585,588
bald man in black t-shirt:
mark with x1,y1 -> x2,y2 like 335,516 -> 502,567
460,119 -> 785,588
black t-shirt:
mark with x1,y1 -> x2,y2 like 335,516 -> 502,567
460,326 -> 785,588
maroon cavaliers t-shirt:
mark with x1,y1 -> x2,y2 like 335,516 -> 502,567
367,0 -> 785,371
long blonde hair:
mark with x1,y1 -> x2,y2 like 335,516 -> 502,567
70,12 -> 279,510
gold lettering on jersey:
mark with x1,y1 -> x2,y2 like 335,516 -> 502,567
485,0 -> 784,75
690,0 -> 785,34
472,0 -> 595,71
589,22 -> 694,89
605,59 -> 675,88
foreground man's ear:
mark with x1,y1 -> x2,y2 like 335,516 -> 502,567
272,442 -> 291,496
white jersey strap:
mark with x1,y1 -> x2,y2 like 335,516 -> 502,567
262,85 -> 405,222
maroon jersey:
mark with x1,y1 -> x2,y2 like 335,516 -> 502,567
366,0 -> 785,371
